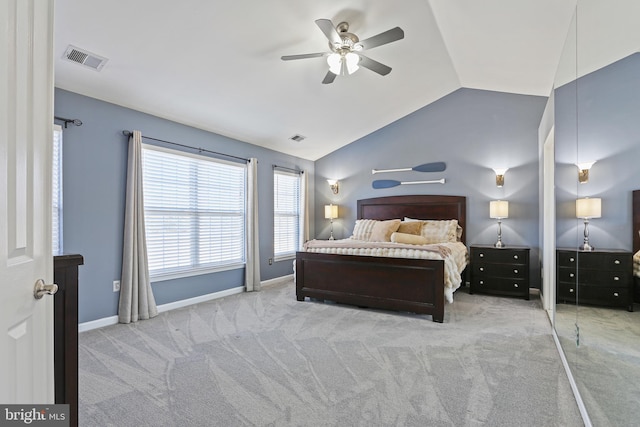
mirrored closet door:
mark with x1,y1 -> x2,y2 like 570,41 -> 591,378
553,1 -> 640,425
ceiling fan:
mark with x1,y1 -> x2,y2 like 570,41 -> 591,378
281,19 -> 404,84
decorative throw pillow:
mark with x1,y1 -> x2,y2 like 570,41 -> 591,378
368,219 -> 401,242
420,219 -> 459,243
397,221 -> 423,235
351,219 -> 378,241
390,232 -> 428,245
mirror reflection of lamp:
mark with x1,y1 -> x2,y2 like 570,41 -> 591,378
490,200 -> 509,248
324,204 -> 339,240
576,197 -> 601,251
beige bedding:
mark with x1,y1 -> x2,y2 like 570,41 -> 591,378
634,250 -> 640,277
302,239 -> 468,303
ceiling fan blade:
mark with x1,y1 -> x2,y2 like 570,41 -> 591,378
315,19 -> 341,45
357,54 -> 392,76
322,71 -> 337,84
358,27 -> 404,50
281,52 -> 326,61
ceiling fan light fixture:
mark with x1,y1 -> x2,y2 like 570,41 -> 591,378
327,53 -> 342,74
345,52 -> 360,74
327,52 -> 359,76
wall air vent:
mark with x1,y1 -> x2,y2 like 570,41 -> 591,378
62,45 -> 108,71
289,134 -> 306,143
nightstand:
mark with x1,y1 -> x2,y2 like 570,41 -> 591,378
470,245 -> 530,300
556,248 -> 633,311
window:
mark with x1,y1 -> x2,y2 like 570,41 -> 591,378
273,169 -> 301,259
142,144 -> 246,280
52,125 -> 63,255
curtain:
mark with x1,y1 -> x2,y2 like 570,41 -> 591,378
245,158 -> 261,291
118,130 -> 158,323
299,170 -> 309,249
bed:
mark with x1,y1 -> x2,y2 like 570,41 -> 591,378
295,195 -> 467,322
632,190 -> 640,303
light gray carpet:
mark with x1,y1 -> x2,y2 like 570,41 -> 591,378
555,303 -> 640,427
79,282 -> 582,426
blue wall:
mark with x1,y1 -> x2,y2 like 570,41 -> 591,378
55,89 -> 315,323
555,53 -> 640,250
314,88 -> 548,287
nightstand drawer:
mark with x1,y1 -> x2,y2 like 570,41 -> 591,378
472,248 -> 528,264
558,267 -> 630,286
577,252 -> 631,271
580,286 -> 631,308
472,263 -> 527,279
557,281 -> 577,302
474,277 -> 527,294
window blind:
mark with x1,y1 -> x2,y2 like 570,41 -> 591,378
142,144 -> 246,279
274,169 -> 301,258
52,125 -> 63,256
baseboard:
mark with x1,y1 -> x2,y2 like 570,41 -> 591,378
156,286 -> 245,314
261,274 -> 293,288
78,275 -> 293,333
552,328 -> 593,427
78,315 -> 119,333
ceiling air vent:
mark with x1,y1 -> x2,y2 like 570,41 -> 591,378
289,134 -> 306,143
62,45 -> 108,71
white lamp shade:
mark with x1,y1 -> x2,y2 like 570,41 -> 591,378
489,200 -> 509,219
324,204 -> 338,219
576,197 -> 601,218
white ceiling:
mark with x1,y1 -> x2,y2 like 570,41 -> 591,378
54,0 -> 632,161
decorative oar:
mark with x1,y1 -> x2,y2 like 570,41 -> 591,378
371,162 -> 446,175
372,178 -> 445,189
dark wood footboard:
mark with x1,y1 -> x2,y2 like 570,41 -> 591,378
296,251 -> 445,322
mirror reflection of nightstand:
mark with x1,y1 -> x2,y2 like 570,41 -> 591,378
556,248 -> 633,312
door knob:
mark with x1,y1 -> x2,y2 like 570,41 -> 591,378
33,279 -> 58,300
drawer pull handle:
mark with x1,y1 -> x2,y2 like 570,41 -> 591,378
514,269 -> 518,274
479,253 -> 484,258
479,267 -> 484,272
569,257 -> 575,262
569,273 -> 574,278
569,288 -> 574,293
615,260 -> 621,265
479,280 -> 484,285
613,292 -> 619,297
513,255 -> 519,260
614,276 -> 620,281
514,284 -> 519,288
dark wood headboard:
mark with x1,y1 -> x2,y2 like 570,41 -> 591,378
633,190 -> 640,254
357,195 -> 467,244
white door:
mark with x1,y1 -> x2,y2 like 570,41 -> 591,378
0,0 -> 55,403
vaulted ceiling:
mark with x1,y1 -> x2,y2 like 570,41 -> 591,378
54,0 -> 636,161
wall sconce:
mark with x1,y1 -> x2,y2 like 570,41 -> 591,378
576,197 -> 601,251
493,168 -> 509,187
489,200 -> 509,248
327,179 -> 339,194
492,168 -> 508,187
324,204 -> 339,240
576,161 -> 596,184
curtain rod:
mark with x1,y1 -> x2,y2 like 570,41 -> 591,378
55,116 -> 82,128
273,164 -> 302,174
122,130 -> 249,163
